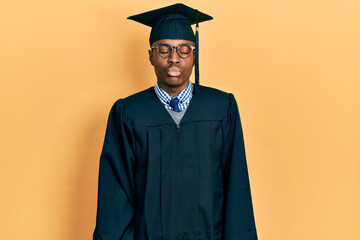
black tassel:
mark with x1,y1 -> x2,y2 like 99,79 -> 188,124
195,10 -> 200,92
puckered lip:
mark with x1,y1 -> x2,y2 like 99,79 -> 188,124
167,67 -> 182,72
166,67 -> 182,77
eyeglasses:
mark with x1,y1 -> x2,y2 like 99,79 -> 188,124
151,43 -> 196,59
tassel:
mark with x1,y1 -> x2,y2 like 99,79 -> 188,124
195,10 -> 200,92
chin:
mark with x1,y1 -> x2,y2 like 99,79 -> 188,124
165,78 -> 186,87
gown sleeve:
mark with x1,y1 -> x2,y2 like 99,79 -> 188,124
221,94 -> 258,240
93,100 -> 135,240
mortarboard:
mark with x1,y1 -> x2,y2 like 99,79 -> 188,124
127,3 -> 213,89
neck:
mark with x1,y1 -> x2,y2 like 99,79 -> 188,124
163,87 -> 183,97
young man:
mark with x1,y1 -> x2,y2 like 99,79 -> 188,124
93,4 -> 258,240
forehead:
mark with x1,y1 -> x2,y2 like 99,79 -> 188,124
151,39 -> 195,47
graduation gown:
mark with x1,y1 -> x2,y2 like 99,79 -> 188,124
93,85 -> 257,240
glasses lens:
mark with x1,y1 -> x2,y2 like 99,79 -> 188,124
157,45 -> 172,58
178,45 -> 192,58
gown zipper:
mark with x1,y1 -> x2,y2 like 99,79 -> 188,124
177,124 -> 183,240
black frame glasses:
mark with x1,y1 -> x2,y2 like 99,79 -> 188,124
151,43 -> 196,59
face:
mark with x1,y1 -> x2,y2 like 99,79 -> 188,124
149,39 -> 195,95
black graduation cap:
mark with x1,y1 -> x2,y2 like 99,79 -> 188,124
127,3 -> 213,88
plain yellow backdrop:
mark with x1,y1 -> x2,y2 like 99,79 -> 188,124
1,0 -> 359,239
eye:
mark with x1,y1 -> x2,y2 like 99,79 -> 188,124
178,45 -> 192,54
158,45 -> 171,54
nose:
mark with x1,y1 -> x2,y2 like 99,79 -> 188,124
168,48 -> 180,64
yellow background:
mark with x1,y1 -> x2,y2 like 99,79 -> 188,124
1,0 -> 359,239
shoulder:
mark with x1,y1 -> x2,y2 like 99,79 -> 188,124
196,85 -> 235,104
196,85 -> 237,111
111,87 -> 156,114
110,87 -> 172,126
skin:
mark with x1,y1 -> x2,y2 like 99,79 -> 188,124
149,39 -> 195,97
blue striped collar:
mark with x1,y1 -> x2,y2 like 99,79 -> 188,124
154,81 -> 193,112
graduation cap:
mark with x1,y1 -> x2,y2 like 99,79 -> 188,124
127,3 -> 213,89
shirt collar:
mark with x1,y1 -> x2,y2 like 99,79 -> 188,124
154,80 -> 193,111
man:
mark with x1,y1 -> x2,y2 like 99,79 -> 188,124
93,3 -> 258,240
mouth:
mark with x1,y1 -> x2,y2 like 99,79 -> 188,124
167,67 -> 182,77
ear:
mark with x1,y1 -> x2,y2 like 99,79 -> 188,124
149,49 -> 154,66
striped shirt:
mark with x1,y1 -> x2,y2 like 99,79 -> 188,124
154,81 -> 193,112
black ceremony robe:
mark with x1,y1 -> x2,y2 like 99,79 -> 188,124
93,85 -> 258,240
